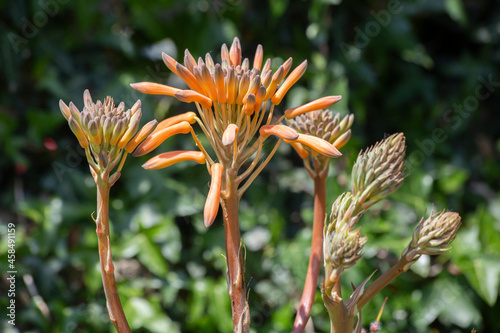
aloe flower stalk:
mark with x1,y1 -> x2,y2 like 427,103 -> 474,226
287,110 -> 353,333
60,90 -> 157,333
131,37 -> 344,332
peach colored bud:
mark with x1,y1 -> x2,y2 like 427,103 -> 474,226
175,63 -> 205,94
222,124 -> 239,146
155,112 -> 197,133
253,44 -> 263,70
284,95 -> 342,119
221,43 -> 230,64
214,64 -> 227,104
242,94 -> 256,116
68,116 -> 89,149
161,52 -> 179,76
69,102 -> 81,122
236,73 -> 250,105
290,142 -> 309,159
205,53 -> 215,69
59,100 -> 71,120
174,90 -> 212,109
229,37 -> 241,66
262,58 -> 272,73
133,121 -> 190,156
226,67 -> 237,104
125,119 -> 158,154
288,134 -> 342,158
83,89 -> 93,109
142,150 -> 206,170
260,125 -> 299,141
254,85 -> 267,112
130,100 -> 141,116
204,163 -> 224,227
117,119 -> 139,149
130,82 -> 181,96
265,66 -> 284,100
272,60 -> 308,105
200,64 -> 218,101
184,49 -> 197,73
332,129 -> 351,149
281,57 -> 293,78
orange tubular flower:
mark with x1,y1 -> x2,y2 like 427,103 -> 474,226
133,121 -> 192,157
155,112 -> 197,133
285,96 -> 342,119
142,150 -> 206,170
129,82 -> 181,96
204,163 -> 224,227
288,134 -> 342,158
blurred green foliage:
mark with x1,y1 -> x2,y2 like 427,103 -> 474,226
1,0 -> 499,332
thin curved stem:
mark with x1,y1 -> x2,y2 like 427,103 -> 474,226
96,180 -> 131,333
292,173 -> 327,333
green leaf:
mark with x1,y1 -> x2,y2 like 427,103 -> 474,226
445,0 -> 467,26
136,234 -> 169,277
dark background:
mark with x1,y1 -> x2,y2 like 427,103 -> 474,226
1,0 -> 500,332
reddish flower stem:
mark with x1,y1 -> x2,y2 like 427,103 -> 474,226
292,173 -> 327,333
221,171 -> 250,333
96,181 -> 131,333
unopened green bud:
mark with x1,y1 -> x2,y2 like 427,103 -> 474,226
351,133 -> 406,210
117,119 -> 140,149
87,120 -> 102,145
403,210 -> 461,262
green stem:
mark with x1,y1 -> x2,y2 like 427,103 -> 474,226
221,171 -> 249,333
292,173 -> 327,333
96,180 -> 131,333
355,256 -> 409,311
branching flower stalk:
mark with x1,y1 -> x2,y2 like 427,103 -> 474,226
130,37 -> 343,332
322,133 -> 461,333
287,110 -> 354,332
60,90 -> 157,333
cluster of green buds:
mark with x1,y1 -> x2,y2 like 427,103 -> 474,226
288,110 -> 354,177
402,209 -> 461,267
59,90 -> 157,184
323,133 -> 406,292
324,192 -> 367,286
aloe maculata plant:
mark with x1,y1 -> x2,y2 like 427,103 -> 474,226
60,38 -> 461,333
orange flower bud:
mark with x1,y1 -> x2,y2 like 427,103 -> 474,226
68,116 -> 89,149
287,134 -> 342,158
59,100 -> 70,120
162,52 -> 180,76
155,112 -> 197,133
214,64 -> 227,104
332,129 -> 351,149
175,63 -> 205,94
133,121 -> 191,156
242,94 -> 256,116
204,163 -> 224,227
226,67 -> 237,104
253,44 -> 263,70
184,49 -> 197,73
125,119 -> 158,154
174,90 -> 213,109
229,37 -> 241,66
222,124 -> 239,146
142,150 -> 206,170
259,125 -> 299,141
272,60 -> 308,105
130,82 -> 181,96
265,66 -> 284,100
284,95 -> 342,119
